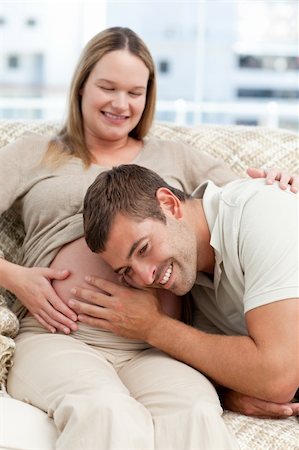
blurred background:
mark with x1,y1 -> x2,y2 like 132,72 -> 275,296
0,0 -> 298,130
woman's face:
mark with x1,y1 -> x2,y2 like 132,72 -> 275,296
80,49 -> 149,146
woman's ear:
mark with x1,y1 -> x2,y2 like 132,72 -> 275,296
156,188 -> 183,219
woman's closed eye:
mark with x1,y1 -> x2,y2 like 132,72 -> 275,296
129,91 -> 143,97
101,86 -> 114,91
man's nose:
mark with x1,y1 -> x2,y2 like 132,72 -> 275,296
134,262 -> 156,286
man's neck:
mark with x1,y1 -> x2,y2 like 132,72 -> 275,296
186,198 -> 215,274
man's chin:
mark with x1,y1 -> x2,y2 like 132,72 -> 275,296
170,278 -> 195,296
165,284 -> 190,296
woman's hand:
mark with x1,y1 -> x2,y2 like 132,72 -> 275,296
5,263 -> 78,334
247,167 -> 298,193
220,389 -> 299,419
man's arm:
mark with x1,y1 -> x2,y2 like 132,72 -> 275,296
219,388 -> 299,418
69,280 -> 298,403
145,297 -> 299,403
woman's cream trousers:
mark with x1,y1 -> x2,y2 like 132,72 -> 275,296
7,316 -> 238,450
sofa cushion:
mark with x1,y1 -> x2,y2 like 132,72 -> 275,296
0,336 -> 15,387
150,122 -> 299,176
0,208 -> 23,385
0,208 -> 25,308
223,411 -> 299,450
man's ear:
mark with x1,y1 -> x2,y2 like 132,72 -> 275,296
156,188 -> 183,219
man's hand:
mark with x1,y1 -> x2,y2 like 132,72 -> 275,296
247,167 -> 298,193
69,276 -> 164,339
221,389 -> 299,419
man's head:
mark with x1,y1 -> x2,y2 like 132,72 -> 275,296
83,164 -> 199,294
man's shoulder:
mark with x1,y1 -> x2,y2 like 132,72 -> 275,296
221,177 -> 264,199
220,178 -> 296,209
194,178 -> 265,200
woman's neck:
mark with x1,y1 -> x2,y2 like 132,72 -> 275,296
88,136 -> 143,166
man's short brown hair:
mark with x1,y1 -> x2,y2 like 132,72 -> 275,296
83,164 -> 190,253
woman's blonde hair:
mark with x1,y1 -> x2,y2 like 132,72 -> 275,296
46,27 -> 157,166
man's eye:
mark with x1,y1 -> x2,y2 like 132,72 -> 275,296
119,275 -> 131,287
118,267 -> 131,285
124,267 -> 132,276
139,244 -> 148,255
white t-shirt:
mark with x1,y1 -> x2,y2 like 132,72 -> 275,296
191,178 -> 298,336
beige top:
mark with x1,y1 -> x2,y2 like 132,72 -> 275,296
191,179 -> 298,336
0,132 -> 237,269
0,132 -> 238,317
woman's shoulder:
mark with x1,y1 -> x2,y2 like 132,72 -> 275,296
1,131 -> 51,156
16,131 -> 52,145
0,132 -> 56,174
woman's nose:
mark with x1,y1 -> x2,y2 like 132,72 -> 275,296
111,92 -> 128,110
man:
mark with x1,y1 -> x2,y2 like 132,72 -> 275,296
70,164 -> 299,417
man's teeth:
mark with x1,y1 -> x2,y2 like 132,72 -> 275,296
160,264 -> 173,285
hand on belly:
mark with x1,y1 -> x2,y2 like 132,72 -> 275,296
51,237 -> 120,305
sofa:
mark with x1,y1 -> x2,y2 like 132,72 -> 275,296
0,119 -> 298,450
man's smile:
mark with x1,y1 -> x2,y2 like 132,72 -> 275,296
158,263 -> 173,286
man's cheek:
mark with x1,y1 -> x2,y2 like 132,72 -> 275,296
123,276 -> 143,290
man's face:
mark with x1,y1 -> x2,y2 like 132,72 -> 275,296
101,212 -> 198,296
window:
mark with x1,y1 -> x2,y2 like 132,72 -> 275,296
235,119 -> 258,126
238,55 -> 299,71
7,55 -> 20,69
158,60 -> 170,74
237,88 -> 299,99
26,18 -> 37,27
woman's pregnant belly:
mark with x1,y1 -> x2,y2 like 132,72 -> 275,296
49,237 -> 152,349
50,237 -> 180,321
50,237 -> 120,305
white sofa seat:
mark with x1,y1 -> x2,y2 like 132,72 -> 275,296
0,394 -> 57,450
